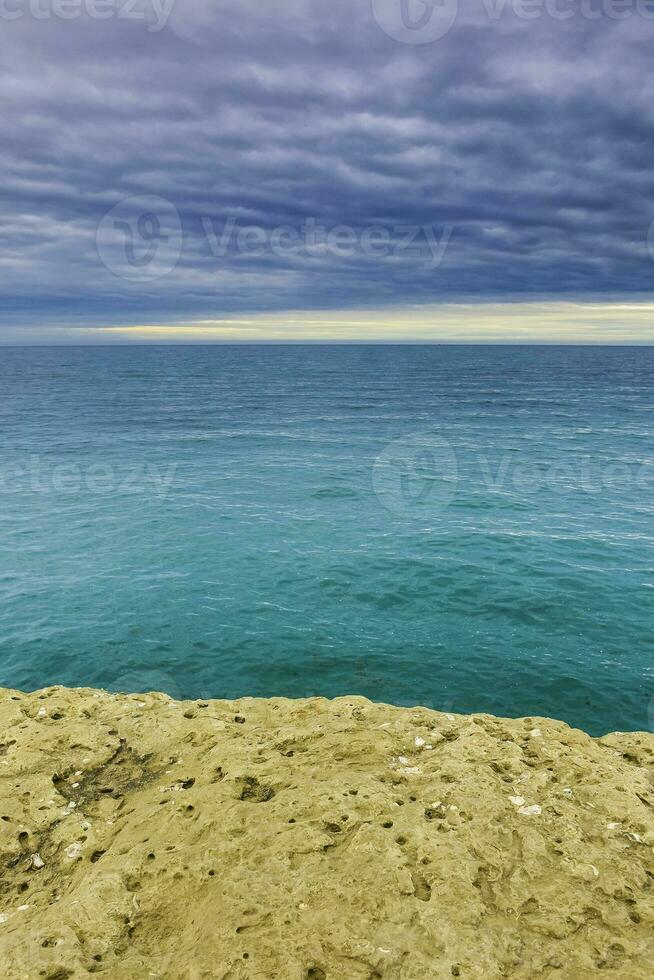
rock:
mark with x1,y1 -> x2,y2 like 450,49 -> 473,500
0,685 -> 652,978
517,804 -> 542,816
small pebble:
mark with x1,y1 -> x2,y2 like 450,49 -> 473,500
30,853 -> 44,870
518,804 -> 542,816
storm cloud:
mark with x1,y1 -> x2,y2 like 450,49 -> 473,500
2,0 -> 654,338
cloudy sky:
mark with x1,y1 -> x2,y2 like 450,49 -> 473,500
3,0 -> 654,342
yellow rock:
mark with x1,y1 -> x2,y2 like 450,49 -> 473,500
0,686 -> 653,978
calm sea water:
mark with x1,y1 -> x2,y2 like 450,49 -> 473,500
1,344 -> 653,735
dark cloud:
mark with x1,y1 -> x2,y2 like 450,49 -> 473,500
1,0 -> 654,335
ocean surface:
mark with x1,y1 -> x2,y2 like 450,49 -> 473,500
1,344 -> 653,735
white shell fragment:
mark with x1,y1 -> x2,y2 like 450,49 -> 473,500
30,853 -> 44,870
518,804 -> 542,816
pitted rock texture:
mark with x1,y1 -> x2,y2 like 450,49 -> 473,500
0,687 -> 653,979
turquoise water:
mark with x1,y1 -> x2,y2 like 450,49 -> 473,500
1,344 -> 653,735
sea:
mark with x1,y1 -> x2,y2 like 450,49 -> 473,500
1,344 -> 653,736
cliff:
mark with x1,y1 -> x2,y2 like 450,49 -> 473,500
0,687 -> 653,978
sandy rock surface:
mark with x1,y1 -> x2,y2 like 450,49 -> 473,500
0,687 -> 653,979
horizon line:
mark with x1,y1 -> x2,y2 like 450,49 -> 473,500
4,300 -> 654,345
3,340 -> 654,349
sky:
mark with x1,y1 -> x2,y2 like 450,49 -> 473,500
2,0 -> 654,343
